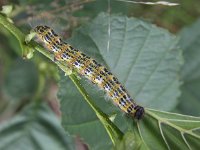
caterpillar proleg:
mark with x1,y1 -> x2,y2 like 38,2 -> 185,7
34,25 -> 145,119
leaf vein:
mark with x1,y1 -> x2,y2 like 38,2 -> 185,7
124,25 -> 152,85
113,17 -> 127,69
159,121 -> 171,150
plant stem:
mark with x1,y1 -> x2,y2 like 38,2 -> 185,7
0,13 -> 123,145
0,14 -> 25,54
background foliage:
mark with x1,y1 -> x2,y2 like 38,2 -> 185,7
0,0 -> 200,150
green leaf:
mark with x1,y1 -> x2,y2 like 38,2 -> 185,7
178,18 -> 200,116
136,109 -> 200,150
3,58 -> 38,101
59,13 -> 182,149
0,103 -> 74,150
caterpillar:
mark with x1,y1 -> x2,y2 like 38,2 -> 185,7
34,25 -> 145,120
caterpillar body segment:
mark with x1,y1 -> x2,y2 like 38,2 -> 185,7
34,25 -> 145,119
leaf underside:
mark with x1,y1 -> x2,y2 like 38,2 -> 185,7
137,109 -> 200,150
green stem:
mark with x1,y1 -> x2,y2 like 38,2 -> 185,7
0,13 -> 123,145
0,14 -> 26,55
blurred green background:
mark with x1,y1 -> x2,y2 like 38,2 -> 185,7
0,0 -> 200,149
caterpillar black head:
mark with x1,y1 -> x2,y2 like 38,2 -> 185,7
133,105 -> 145,120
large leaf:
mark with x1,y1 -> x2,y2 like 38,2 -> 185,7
177,18 -> 200,116
58,13 -> 182,149
0,102 -> 74,150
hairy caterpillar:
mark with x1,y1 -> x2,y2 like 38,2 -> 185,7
34,25 -> 144,119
